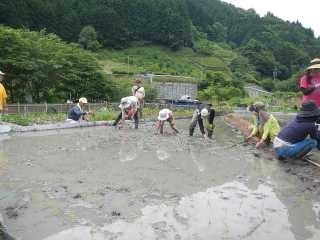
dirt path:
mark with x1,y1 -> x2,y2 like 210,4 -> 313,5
0,119 -> 319,240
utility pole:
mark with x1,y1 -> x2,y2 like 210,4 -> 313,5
273,67 -> 278,81
127,56 -> 130,75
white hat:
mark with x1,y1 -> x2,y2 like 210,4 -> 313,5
158,109 -> 170,121
119,97 -> 132,109
307,64 -> 320,70
79,97 -> 88,104
310,58 -> 320,65
200,108 -> 209,117
0,71 -> 5,76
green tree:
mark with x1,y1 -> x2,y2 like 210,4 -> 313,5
78,25 -> 101,51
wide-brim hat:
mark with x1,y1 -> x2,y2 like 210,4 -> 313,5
307,64 -> 320,70
0,71 -> 5,75
310,58 -> 320,65
119,98 -> 131,109
297,101 -> 320,118
158,109 -> 170,121
79,97 -> 88,104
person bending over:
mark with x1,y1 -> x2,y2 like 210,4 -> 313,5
247,102 -> 280,148
113,96 -> 139,129
189,105 -> 215,139
156,108 -> 179,134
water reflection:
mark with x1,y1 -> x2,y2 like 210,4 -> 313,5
44,181 -> 303,240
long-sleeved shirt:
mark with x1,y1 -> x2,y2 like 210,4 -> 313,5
68,104 -> 86,121
251,114 -> 280,141
0,83 -> 7,111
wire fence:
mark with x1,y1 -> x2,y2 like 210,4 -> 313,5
6,102 -> 230,115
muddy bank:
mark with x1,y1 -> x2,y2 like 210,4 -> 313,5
0,118 -> 319,240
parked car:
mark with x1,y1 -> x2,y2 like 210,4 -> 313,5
165,96 -> 201,108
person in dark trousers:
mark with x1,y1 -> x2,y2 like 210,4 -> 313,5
189,104 -> 215,139
273,101 -> 320,159
113,96 -> 139,129
132,78 -> 145,119
67,97 -> 91,123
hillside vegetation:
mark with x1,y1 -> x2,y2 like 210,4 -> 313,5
1,0 -> 319,103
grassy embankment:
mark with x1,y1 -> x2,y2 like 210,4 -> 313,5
2,108 -> 194,126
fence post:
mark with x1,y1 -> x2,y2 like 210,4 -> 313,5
45,102 -> 48,113
24,104 -> 27,116
18,102 -> 20,114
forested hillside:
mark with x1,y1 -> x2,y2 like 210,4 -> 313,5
1,0 -> 320,103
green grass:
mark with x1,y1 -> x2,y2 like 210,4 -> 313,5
2,113 -> 67,126
2,108 -> 194,126
96,43 -> 237,81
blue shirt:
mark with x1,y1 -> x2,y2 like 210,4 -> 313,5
277,117 -> 320,144
68,105 -> 86,121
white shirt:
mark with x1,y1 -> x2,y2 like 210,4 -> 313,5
120,96 -> 138,110
132,85 -> 145,100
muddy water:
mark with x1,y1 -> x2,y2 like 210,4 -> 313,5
0,119 -> 320,240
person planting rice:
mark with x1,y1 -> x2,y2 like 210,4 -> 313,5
247,102 -> 280,148
274,101 -> 320,160
189,104 -> 215,139
113,96 -> 139,129
67,97 -> 91,123
156,108 -> 179,134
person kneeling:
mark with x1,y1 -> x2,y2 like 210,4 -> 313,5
189,105 -> 215,139
274,101 -> 320,159
67,97 -> 91,123
247,102 -> 280,148
156,109 -> 179,134
113,96 -> 139,129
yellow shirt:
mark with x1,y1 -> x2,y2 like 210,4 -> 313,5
0,83 -> 7,111
250,115 -> 280,142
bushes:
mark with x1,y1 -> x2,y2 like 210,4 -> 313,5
0,26 -> 112,103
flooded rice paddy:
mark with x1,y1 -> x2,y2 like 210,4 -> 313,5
0,118 -> 320,240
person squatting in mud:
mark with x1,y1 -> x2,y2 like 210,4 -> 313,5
132,77 -> 145,119
189,104 -> 215,139
274,100 -> 320,159
156,108 -> 179,134
66,97 -> 92,123
247,102 -> 280,148
113,96 -> 139,129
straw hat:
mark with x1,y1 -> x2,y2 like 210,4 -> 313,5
310,58 -> 320,65
307,64 -> 320,70
79,97 -> 88,104
0,71 -> 5,75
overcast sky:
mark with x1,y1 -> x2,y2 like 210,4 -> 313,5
222,0 -> 320,37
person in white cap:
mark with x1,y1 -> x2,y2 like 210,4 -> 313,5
113,96 -> 139,129
189,104 -> 215,139
67,97 -> 91,122
156,108 -> 179,134
300,59 -> 320,107
0,71 -> 7,117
